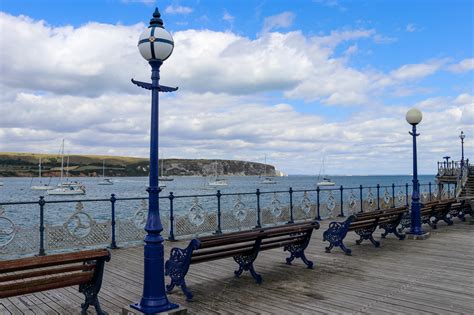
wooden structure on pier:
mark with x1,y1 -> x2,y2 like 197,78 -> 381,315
1,219 -> 473,314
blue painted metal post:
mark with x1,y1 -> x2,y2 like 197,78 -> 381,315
109,194 -> 118,249
460,131 -> 465,176
428,182 -> 432,201
376,184 -> 380,210
38,196 -> 45,256
288,187 -> 294,224
168,192 -> 175,241
338,185 -> 344,217
405,183 -> 409,206
391,183 -> 395,208
215,190 -> 222,234
409,123 -> 424,236
359,185 -> 363,213
130,8 -> 179,313
316,186 -> 321,220
256,189 -> 261,228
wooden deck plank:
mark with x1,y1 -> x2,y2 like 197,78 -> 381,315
1,218 -> 473,314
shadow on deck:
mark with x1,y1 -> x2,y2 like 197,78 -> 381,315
2,218 -> 473,314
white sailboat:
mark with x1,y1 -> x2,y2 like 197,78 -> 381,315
98,160 -> 113,185
261,154 -> 277,184
159,158 -> 174,181
31,158 -> 55,190
47,141 -> 85,195
208,162 -> 228,187
316,157 -> 335,186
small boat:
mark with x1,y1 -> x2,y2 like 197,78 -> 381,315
159,156 -> 174,181
98,160 -> 113,185
159,181 -> 166,188
208,178 -> 228,187
47,185 -> 86,195
98,178 -> 113,185
31,158 -> 55,190
261,177 -> 277,184
0,180 -> 3,187
317,177 -> 336,186
261,154 -> 277,184
316,157 -> 335,186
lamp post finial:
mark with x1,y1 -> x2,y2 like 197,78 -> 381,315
150,7 -> 164,28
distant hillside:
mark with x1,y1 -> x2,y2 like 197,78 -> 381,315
0,152 -> 276,177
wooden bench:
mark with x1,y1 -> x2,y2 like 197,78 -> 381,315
323,206 -> 408,255
0,249 -> 110,315
165,221 -> 319,300
398,199 -> 456,232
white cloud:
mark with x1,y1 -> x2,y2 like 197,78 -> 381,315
222,10 -> 235,23
165,5 -> 193,15
448,58 -> 474,73
0,13 -> 470,174
406,23 -> 416,32
262,11 -> 295,33
389,60 -> 445,81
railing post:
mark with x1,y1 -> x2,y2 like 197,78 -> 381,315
391,183 -> 395,208
255,189 -> 261,228
338,185 -> 344,217
288,187 -> 294,224
447,183 -> 450,199
376,184 -> 380,210
454,182 -> 457,198
215,190 -> 222,234
109,194 -> 118,249
168,192 -> 175,241
429,182 -> 432,201
316,186 -> 321,220
38,196 -> 46,256
359,185 -> 363,213
405,183 -> 409,206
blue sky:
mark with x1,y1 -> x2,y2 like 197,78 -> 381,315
0,0 -> 473,174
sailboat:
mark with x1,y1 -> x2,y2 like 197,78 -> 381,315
316,157 -> 335,186
47,141 -> 86,195
261,154 -> 277,184
208,161 -> 228,187
31,158 -> 55,190
159,158 -> 173,181
98,160 -> 113,185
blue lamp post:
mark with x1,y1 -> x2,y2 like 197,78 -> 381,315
406,108 -> 429,239
460,131 -> 465,176
130,8 -> 179,313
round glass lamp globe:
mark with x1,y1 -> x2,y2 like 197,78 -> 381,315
406,108 -> 422,125
138,26 -> 174,61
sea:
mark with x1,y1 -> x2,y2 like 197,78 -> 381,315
0,175 -> 440,229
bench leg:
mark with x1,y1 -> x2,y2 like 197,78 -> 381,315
393,229 -> 406,240
380,222 -> 405,240
284,243 -> 314,269
442,215 -> 454,225
325,244 -> 334,253
81,291 -> 107,315
368,235 -> 380,247
233,253 -> 262,284
355,227 -> 379,247
339,242 -> 352,256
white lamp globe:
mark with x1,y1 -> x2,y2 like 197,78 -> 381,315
406,108 -> 422,125
137,8 -> 174,61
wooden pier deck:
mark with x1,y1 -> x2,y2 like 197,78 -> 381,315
2,219 -> 473,314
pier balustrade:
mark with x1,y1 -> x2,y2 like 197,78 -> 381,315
0,182 -> 454,259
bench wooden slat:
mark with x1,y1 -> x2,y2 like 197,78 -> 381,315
0,271 -> 94,298
0,249 -> 109,273
191,247 -> 255,264
0,263 -> 96,283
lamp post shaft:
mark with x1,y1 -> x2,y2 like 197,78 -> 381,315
131,60 -> 178,313
410,124 -> 423,235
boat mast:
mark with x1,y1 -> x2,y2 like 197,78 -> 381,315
60,139 -> 64,184
38,157 -> 42,181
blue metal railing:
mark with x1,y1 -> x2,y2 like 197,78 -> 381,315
0,181 -> 453,258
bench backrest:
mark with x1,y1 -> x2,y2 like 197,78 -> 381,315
0,249 -> 110,298
191,221 -> 318,264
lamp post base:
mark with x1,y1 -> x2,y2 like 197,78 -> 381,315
406,231 -> 431,240
124,304 -> 186,315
